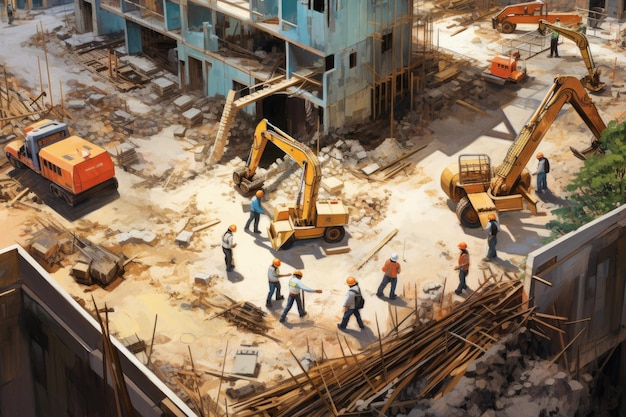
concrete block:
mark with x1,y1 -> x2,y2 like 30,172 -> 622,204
362,163 -> 380,175
232,349 -> 259,377
356,150 -> 368,160
194,272 -> 212,285
321,177 -> 344,193
175,230 -> 193,246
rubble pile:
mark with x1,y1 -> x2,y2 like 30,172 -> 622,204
404,329 -> 592,417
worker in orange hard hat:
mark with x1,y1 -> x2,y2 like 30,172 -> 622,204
279,270 -> 323,323
221,224 -> 237,272
337,276 -> 365,331
244,189 -> 268,235
484,213 -> 500,262
535,152 -> 549,194
266,258 -> 290,308
454,242 -> 470,295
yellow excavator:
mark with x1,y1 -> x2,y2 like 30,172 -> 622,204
538,19 -> 606,92
233,119 -> 349,250
440,76 -> 606,228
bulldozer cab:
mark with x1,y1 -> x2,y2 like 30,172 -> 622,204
459,155 -> 492,187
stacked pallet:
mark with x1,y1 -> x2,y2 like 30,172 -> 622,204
152,77 -> 177,98
232,276 -> 533,416
181,108 -> 203,128
114,142 -> 138,168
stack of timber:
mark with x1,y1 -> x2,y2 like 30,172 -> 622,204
113,142 -> 138,169
209,299 -> 271,335
232,275 -> 533,416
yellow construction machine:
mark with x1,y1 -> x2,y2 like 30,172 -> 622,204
440,76 -> 606,228
233,119 -> 349,250
538,19 -> 606,92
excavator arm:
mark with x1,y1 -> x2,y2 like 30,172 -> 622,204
537,20 -> 605,92
234,119 -> 322,224
491,76 -> 606,197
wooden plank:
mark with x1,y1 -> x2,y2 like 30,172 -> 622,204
192,219 -> 221,233
323,246 -> 350,255
351,228 -> 398,271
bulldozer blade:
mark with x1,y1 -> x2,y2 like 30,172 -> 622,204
268,221 -> 296,250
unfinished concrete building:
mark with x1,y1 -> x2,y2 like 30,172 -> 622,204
72,0 -> 434,137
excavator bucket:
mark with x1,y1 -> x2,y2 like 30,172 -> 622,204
268,219 -> 296,250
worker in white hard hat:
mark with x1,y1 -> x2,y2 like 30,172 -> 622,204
337,276 -> 365,331
376,253 -> 401,300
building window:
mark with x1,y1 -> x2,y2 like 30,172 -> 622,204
311,0 -> 324,12
325,54 -> 335,71
349,52 -> 357,68
382,32 -> 392,53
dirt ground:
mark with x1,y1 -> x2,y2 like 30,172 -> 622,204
2,4 -> 626,408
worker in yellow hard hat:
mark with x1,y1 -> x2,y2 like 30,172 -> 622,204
454,242 -> 470,295
221,224 -> 237,272
337,276 -> 365,331
484,213 -> 500,262
244,189 -> 268,235
266,258 -> 290,308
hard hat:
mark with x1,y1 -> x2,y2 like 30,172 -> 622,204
458,242 -> 468,250
346,276 -> 357,286
229,224 -> 237,232
293,270 -> 303,277
536,152 -> 543,159
256,190 -> 264,198
272,258 -> 281,267
488,213 -> 497,220
390,253 -> 399,262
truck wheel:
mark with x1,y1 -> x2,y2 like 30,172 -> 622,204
323,226 -> 345,243
456,196 -> 481,228
501,21 -> 516,34
7,154 -> 24,169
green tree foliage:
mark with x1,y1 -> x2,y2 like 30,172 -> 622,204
547,120 -> 626,237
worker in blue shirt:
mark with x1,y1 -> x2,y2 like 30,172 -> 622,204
244,189 -> 267,234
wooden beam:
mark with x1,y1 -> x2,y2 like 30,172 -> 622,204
351,228 -> 398,271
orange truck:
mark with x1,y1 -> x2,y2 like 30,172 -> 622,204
492,0 -> 582,33
4,119 -> 118,206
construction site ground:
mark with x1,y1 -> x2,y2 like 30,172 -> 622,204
2,4 -> 626,411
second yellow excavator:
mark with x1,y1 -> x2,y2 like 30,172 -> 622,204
233,119 -> 349,250
440,76 -> 606,228
538,19 -> 606,92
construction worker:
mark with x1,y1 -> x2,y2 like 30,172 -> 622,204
549,18 -> 560,58
376,253 -> 401,299
244,189 -> 267,234
535,152 -> 549,193
484,213 -> 500,262
337,276 -> 365,331
7,2 -> 13,25
454,242 -> 470,295
266,258 -> 290,307
221,224 -> 237,271
279,271 -> 322,323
